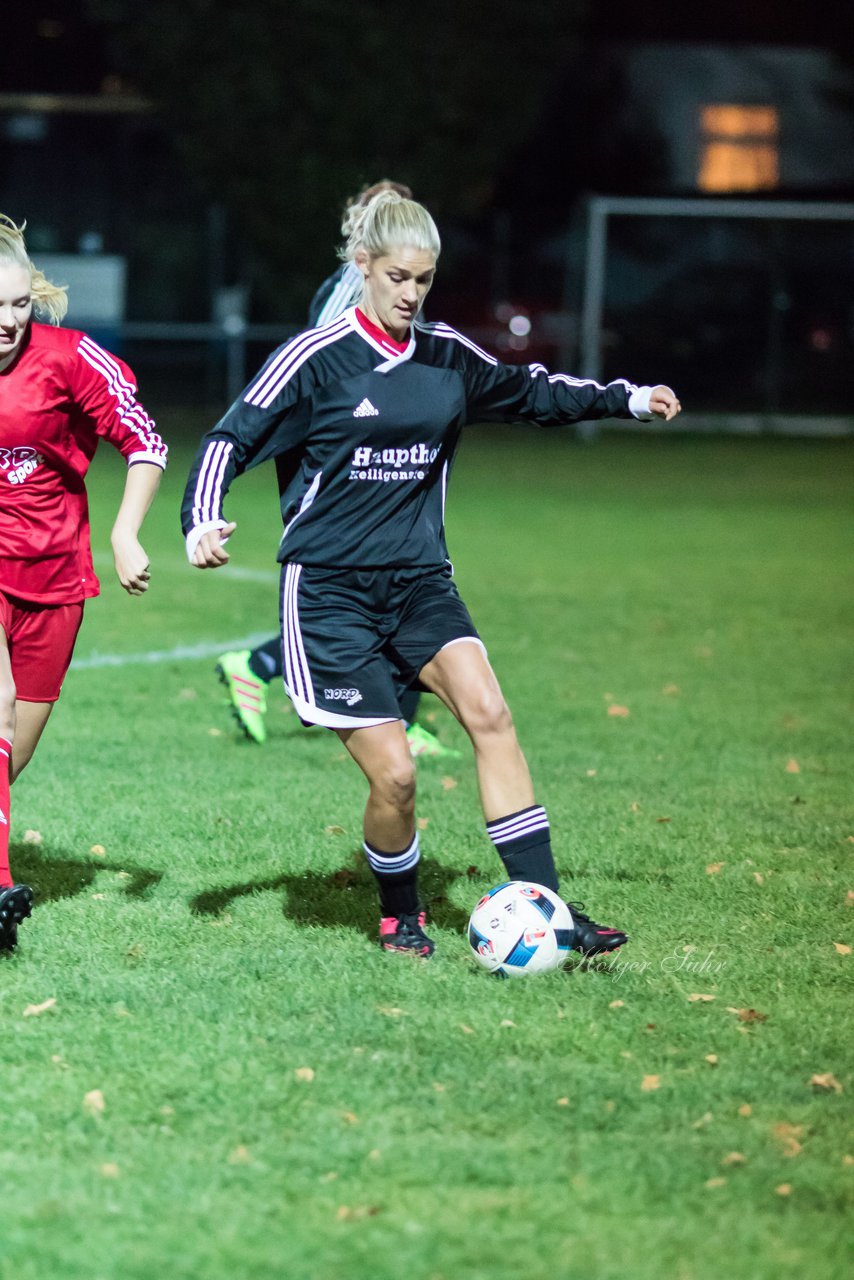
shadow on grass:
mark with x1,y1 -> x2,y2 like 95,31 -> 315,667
10,843 -> 164,903
190,854 -> 474,940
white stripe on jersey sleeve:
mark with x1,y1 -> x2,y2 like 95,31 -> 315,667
416,320 -> 498,366
192,439 -> 233,526
77,336 -> 167,464
244,316 -> 351,409
527,362 -> 635,396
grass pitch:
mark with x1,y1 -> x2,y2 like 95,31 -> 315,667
1,425 -> 851,1280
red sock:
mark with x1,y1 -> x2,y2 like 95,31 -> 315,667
0,737 -> 12,889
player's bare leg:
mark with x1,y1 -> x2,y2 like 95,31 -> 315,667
418,640 -> 534,820
10,699 -> 54,781
338,720 -> 415,850
0,635 -> 34,948
338,720 -> 433,957
420,639 -> 627,956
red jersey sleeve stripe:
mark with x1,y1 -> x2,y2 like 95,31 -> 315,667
77,336 -> 168,464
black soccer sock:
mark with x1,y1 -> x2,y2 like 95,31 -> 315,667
248,638 -> 283,682
486,805 -> 559,893
398,689 -> 420,727
363,833 -> 421,918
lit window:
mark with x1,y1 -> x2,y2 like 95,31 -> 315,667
698,105 -> 779,192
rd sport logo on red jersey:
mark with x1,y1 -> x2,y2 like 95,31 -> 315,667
0,447 -> 44,485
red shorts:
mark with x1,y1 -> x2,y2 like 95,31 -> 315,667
0,590 -> 85,703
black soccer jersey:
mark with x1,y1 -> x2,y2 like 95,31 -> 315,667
182,307 -> 657,570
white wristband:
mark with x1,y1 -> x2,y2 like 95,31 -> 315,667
185,520 -> 230,563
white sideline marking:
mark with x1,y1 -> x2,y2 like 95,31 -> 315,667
71,633 -> 278,671
91,552 -> 279,585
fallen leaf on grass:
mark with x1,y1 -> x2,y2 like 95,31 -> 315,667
845,891 -> 854,906
228,1146 -> 253,1165
705,1055 -> 719,1066
586,768 -> 598,777
440,776 -> 457,790
432,1083 -> 446,1093
687,993 -> 716,1003
753,872 -> 765,886
323,825 -> 346,836
691,1112 -> 714,1129
641,1075 -> 661,1092
721,1152 -> 746,1167
294,1067 -> 315,1082
500,1019 -> 516,1028
809,1072 -> 842,1094
100,1163 -> 120,1178
843,1155 -> 854,1167
706,861 -> 725,875
465,865 -> 480,878
726,1007 -> 768,1024
833,942 -> 851,956
207,727 -> 222,737
775,1184 -> 793,1197
629,801 -> 641,813
459,1024 -> 474,1035
22,829 -> 42,845
656,816 -> 672,824
51,1055 -> 68,1070
772,1123 -> 805,1157
738,1104 -> 752,1118
556,1097 -> 570,1106
83,1090 -> 105,1116
607,704 -> 630,718
377,1006 -> 405,1018
784,758 -> 801,774
609,1000 -> 625,1009
416,817 -> 429,831
705,1177 -> 726,1189
341,1112 -> 358,1125
23,998 -> 56,1017
336,1205 -> 381,1222
90,844 -> 106,856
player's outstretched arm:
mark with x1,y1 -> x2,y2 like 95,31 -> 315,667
111,462 -> 163,596
649,386 -> 682,420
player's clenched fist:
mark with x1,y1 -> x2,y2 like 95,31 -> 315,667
649,386 -> 682,420
192,522 -> 237,568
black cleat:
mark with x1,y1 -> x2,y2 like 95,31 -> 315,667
0,884 -> 34,952
379,910 -> 436,958
567,901 -> 628,957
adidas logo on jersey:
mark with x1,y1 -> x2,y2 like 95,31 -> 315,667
353,398 -> 379,418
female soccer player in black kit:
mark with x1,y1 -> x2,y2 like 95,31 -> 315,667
182,191 -> 681,959
214,181 -> 456,759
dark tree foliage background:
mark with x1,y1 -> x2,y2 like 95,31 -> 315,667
85,0 -> 584,311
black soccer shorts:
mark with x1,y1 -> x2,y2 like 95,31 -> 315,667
279,562 -> 483,728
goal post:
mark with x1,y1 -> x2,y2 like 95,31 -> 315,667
577,195 -> 854,432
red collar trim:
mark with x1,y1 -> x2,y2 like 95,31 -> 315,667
354,307 -> 409,355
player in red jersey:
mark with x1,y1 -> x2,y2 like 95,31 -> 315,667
0,214 -> 167,951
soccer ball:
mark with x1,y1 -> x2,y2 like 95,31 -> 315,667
467,881 -> 574,978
